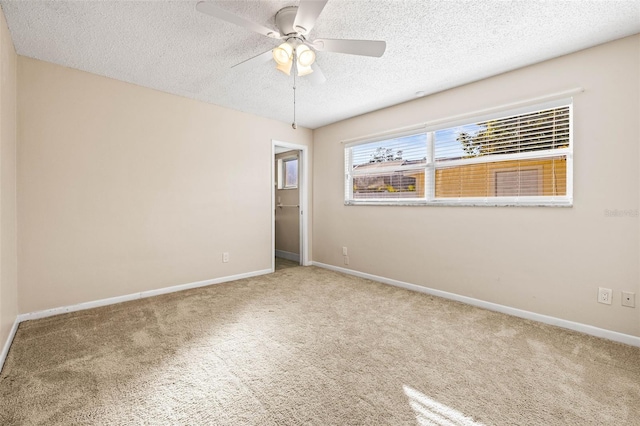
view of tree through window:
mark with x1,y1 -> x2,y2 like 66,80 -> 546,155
447,107 -> 569,159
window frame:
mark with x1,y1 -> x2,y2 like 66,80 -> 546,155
344,98 -> 573,207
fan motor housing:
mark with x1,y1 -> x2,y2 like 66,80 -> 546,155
275,6 -> 304,37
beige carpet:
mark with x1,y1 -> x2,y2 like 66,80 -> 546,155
1,266 -> 639,425
275,257 -> 299,271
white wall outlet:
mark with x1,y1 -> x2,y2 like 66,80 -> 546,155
598,287 -> 612,305
342,247 -> 348,256
222,252 -> 229,263
622,291 -> 636,308
344,256 -> 349,265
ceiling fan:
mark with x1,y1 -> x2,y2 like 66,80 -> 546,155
196,0 -> 387,84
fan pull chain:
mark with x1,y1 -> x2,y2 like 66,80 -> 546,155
292,59 -> 297,130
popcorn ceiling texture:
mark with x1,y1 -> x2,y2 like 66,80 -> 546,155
1,0 -> 639,129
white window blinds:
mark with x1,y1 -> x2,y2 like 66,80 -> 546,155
346,132 -> 427,201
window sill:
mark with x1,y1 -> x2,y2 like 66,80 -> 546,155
345,198 -> 573,207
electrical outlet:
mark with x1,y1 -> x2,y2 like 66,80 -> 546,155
344,256 -> 349,265
342,247 -> 348,256
622,291 -> 636,308
598,287 -> 612,305
222,252 -> 229,263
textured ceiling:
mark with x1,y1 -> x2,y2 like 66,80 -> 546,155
1,1 -> 639,129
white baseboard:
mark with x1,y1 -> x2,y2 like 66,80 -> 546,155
17,268 -> 272,323
275,250 -> 300,263
0,317 -> 20,374
312,261 -> 640,348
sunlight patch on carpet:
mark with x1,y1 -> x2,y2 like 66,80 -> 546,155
403,385 -> 484,426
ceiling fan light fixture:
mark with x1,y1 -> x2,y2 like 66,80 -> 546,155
296,44 -> 316,67
297,64 -> 314,76
272,42 -> 293,65
276,60 -> 293,75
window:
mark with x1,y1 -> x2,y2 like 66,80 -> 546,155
285,158 -> 298,188
278,157 -> 298,189
347,132 -> 427,200
345,100 -> 572,206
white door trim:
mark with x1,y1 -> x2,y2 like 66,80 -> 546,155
272,140 -> 309,271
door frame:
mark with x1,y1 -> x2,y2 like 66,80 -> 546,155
271,140 -> 309,271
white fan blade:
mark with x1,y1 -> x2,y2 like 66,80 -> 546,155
196,1 -> 281,39
293,0 -> 328,35
307,63 -> 326,85
311,39 -> 386,57
231,50 -> 274,73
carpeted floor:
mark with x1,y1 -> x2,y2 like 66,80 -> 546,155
1,266 -> 639,425
275,257 -> 299,271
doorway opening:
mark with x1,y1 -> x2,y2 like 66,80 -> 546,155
272,140 -> 309,272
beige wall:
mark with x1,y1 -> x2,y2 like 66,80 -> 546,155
17,57 -> 312,313
0,8 -> 17,352
313,35 -> 640,337
275,151 -> 300,257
